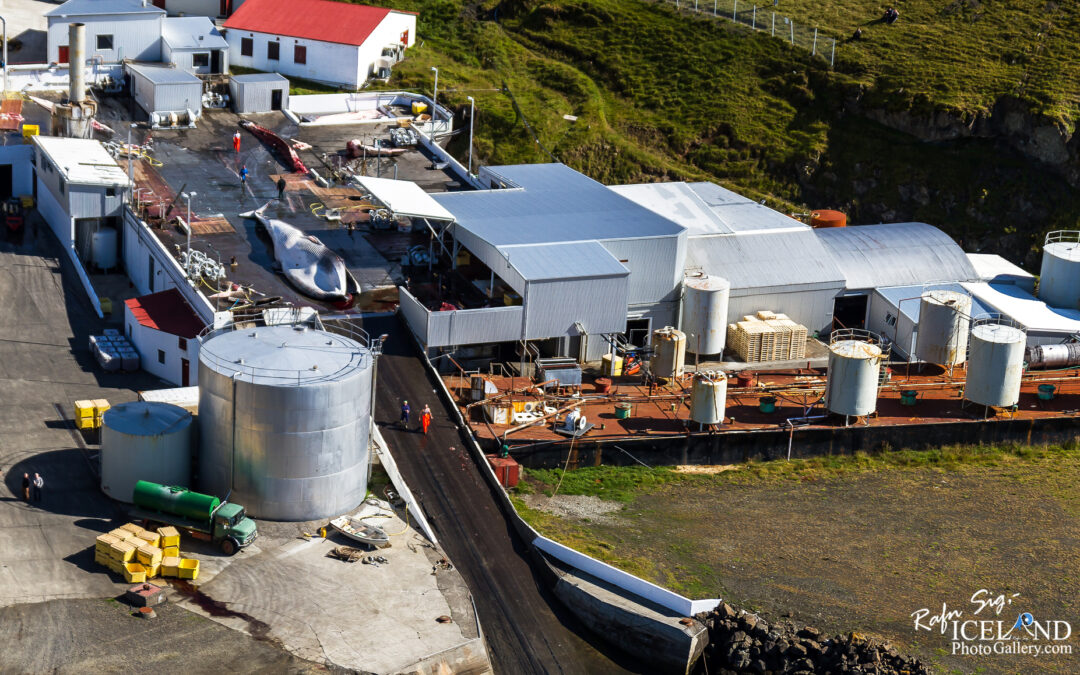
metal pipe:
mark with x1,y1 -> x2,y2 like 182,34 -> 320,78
430,66 -> 438,134
466,95 -> 475,175
69,23 -> 86,104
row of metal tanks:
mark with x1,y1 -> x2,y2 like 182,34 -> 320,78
98,320 -> 378,522
684,317 -> 1052,425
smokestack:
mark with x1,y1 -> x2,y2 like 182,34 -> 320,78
69,23 -> 86,104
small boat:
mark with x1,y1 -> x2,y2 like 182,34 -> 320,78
330,516 -> 389,547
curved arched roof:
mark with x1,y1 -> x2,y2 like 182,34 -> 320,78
817,223 -> 977,290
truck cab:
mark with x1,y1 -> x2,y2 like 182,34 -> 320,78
213,502 -> 258,555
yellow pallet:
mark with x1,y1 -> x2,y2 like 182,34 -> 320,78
136,544 -> 162,567
157,526 -> 180,549
178,558 -> 200,580
123,563 -> 147,584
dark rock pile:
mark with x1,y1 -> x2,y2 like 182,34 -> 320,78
695,603 -> 929,674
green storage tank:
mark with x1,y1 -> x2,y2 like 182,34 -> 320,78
133,480 -> 220,521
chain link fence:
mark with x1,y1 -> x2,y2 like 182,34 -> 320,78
659,0 -> 838,67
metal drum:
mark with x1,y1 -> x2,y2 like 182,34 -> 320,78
825,329 -> 884,417
915,290 -> 972,366
965,319 -> 1026,407
689,371 -> 727,425
198,323 -> 373,521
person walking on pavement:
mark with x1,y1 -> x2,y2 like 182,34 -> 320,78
31,473 -> 43,503
420,405 -> 432,435
400,400 -> 411,429
21,473 -> 29,502
276,176 -> 287,200
233,130 -> 241,153
240,165 -> 249,187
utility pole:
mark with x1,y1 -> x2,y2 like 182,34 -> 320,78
430,66 -> 438,135
466,96 -> 474,175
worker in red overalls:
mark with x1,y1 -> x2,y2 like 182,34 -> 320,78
233,130 -> 241,153
420,405 -> 432,435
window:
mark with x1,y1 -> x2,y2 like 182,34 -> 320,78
178,337 -> 187,350
97,34 -> 113,50
293,45 -> 306,64
241,37 -> 253,57
192,52 -> 210,68
267,41 -> 279,61
105,187 -> 116,197
157,350 -> 166,364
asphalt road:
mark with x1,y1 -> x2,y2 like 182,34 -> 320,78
364,315 -> 639,674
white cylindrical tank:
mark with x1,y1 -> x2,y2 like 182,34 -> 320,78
198,323 -> 372,521
682,274 -> 730,355
915,290 -> 972,365
824,330 -> 883,417
965,320 -> 1026,407
689,371 -> 727,425
650,326 -> 686,379
91,228 -> 118,271
100,401 -> 193,503
1038,231 -> 1080,310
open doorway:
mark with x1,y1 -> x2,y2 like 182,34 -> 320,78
624,317 -> 651,349
832,294 -> 868,332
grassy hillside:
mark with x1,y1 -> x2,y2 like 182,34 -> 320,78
360,0 -> 1080,264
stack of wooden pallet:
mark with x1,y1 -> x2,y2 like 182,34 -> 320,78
727,311 -> 808,362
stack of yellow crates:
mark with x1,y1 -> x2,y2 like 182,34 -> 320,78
93,399 -> 110,428
93,523 -> 198,582
73,399 -> 110,430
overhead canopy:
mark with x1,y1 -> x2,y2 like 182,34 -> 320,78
352,176 -> 455,222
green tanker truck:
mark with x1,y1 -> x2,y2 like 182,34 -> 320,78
130,480 -> 257,555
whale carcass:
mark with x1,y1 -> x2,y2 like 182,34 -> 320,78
241,203 -> 358,305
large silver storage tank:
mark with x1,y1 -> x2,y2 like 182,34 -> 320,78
198,324 -> 372,521
1038,231 -> 1080,310
650,326 -> 686,379
965,319 -> 1026,408
682,274 -> 731,355
915,290 -> 972,366
689,371 -> 727,425
100,401 -> 193,503
824,329 -> 883,417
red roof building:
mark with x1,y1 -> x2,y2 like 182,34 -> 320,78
124,289 -> 205,338
123,288 -> 204,387
223,0 -> 417,89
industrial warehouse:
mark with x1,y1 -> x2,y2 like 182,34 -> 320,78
0,3 -> 1076,674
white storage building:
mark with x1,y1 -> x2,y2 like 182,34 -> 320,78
124,289 -> 205,386
223,0 -> 417,89
46,0 -> 165,64
230,73 -> 289,113
126,63 -> 204,117
161,16 -> 228,74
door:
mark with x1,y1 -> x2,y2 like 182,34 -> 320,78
0,165 -> 12,200
219,0 -> 229,15
270,89 -> 282,111
211,50 -> 222,74
181,358 -> 190,386
58,46 -> 69,64
152,0 -> 165,7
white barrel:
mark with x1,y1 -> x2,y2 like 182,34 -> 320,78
915,290 -> 972,365
965,322 -> 1026,407
1039,231 -> 1080,310
91,228 -> 118,271
682,274 -> 730,355
650,326 -> 686,379
825,336 -> 882,417
689,371 -> 727,425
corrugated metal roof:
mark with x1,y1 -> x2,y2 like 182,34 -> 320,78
502,242 -> 630,282
608,182 -> 734,235
46,0 -> 164,17
223,0 -> 413,47
686,230 -> 845,293
688,182 -> 808,233
126,63 -> 202,84
435,164 -> 685,247
817,223 -> 978,290
963,282 -> 1080,334
33,137 -> 130,186
162,17 -> 227,50
232,73 -> 289,84
874,283 -> 996,323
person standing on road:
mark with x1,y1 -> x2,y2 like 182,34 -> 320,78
400,400 -> 411,429
420,405 -> 432,435
276,176 -> 287,200
21,473 -> 29,502
240,165 -> 249,187
31,473 -> 43,503
233,130 -> 241,153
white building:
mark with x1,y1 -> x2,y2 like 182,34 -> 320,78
223,0 -> 416,89
159,0 -> 242,19
46,0 -> 165,65
161,16 -> 229,74
124,288 -> 205,386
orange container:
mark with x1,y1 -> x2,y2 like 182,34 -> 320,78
809,209 -> 847,228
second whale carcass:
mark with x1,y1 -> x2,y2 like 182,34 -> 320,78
241,202 -> 359,306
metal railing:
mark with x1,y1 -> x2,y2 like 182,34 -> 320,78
1044,230 -> 1080,246
656,0 -> 838,67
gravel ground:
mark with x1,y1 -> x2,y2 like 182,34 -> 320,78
0,597 -> 330,673
522,493 -> 624,524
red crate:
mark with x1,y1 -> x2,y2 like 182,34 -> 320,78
486,455 -> 520,488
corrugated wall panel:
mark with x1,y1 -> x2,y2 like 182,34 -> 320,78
397,287 -> 429,346
524,275 -> 628,338
600,234 -> 684,305
154,81 -> 203,113
726,288 -> 839,337
48,15 -> 163,63
428,305 -> 524,347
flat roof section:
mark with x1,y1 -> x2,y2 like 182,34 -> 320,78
963,281 -> 1080,334
126,63 -> 204,84
608,182 -> 734,236
33,136 -> 131,187
435,163 -> 685,247
874,283 -> 997,324
501,241 -> 630,282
